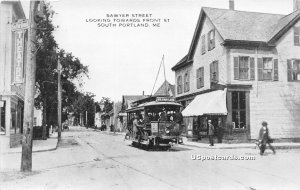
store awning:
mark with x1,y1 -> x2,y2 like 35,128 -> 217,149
182,89 -> 227,117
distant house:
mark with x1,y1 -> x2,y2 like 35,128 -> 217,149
172,0 -> 300,141
119,95 -> 149,131
154,80 -> 175,97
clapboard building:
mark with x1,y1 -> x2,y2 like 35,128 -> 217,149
172,0 -> 300,141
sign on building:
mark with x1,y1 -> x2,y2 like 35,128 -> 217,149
14,30 -> 25,84
11,19 -> 29,31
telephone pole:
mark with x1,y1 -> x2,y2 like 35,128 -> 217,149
57,58 -> 62,142
21,0 -> 40,172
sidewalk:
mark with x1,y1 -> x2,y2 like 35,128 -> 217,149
181,137 -> 300,150
97,130 -> 300,150
0,133 -> 58,154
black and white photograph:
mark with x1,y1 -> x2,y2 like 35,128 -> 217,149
1,0 -> 300,189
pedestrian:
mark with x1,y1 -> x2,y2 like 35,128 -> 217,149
208,120 -> 215,146
217,118 -> 224,143
132,115 -> 141,139
257,121 -> 276,155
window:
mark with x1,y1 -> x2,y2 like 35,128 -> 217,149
232,91 -> 246,129
177,76 -> 182,94
262,58 -> 273,80
184,72 -> 190,92
196,67 -> 204,89
34,117 -> 37,126
234,57 -> 255,80
201,35 -> 206,54
207,29 -> 215,51
288,59 -> 300,81
257,58 -> 278,81
210,61 -> 218,82
239,57 -> 249,80
295,27 -> 300,46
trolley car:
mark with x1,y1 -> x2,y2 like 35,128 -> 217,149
125,96 -> 184,150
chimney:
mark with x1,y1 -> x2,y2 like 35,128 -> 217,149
142,91 -> 144,95
294,0 -> 300,11
229,0 -> 234,10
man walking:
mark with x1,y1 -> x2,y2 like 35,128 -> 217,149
257,121 -> 276,155
208,120 -> 215,146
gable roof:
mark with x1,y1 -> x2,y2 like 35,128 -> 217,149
154,80 -> 175,97
172,7 -> 300,71
121,95 -> 149,110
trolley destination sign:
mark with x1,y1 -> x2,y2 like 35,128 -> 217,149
11,19 -> 29,31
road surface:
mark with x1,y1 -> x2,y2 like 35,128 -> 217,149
1,126 -> 299,190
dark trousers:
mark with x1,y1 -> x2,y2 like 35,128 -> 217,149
209,135 -> 214,146
260,143 -> 276,155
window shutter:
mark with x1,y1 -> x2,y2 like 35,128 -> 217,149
207,32 -> 211,51
210,62 -> 213,81
287,59 -> 292,81
202,35 -> 206,54
201,68 -> 204,87
215,61 -> 219,82
187,72 -> 190,91
295,27 -> 300,46
257,58 -> 263,81
234,57 -> 239,80
196,69 -> 200,89
273,59 -> 278,81
250,57 -> 255,80
211,30 -> 215,49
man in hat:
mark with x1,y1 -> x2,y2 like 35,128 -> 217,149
257,121 -> 276,155
208,120 -> 215,146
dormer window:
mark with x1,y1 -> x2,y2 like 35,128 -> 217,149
295,27 -> 300,46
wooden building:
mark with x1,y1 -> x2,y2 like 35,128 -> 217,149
0,1 -> 27,147
172,1 -> 300,141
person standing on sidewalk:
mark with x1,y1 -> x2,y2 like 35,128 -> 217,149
257,121 -> 276,155
208,120 -> 215,146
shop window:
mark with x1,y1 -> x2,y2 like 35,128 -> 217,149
196,67 -> 204,89
232,91 -> 246,129
177,75 -> 183,94
287,59 -> 300,81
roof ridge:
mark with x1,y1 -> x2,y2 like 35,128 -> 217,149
202,6 -> 285,17
279,9 -> 300,20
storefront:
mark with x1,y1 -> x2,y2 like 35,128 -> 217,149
181,89 -> 228,142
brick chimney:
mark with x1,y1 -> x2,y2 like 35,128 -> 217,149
229,0 -> 234,10
294,0 -> 300,11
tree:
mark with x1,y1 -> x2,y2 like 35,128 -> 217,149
100,97 -> 113,113
72,92 -> 96,127
34,3 -> 88,137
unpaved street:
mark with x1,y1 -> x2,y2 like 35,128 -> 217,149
1,127 -> 300,190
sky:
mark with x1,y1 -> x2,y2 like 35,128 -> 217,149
20,0 -> 293,102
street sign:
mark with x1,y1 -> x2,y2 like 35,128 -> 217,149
11,19 -> 29,31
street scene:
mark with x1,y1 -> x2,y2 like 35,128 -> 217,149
1,0 -> 300,189
2,127 -> 300,190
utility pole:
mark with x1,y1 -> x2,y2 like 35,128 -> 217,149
21,0 -> 40,172
86,110 -> 88,127
57,58 -> 62,142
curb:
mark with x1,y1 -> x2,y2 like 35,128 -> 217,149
96,130 -> 300,150
181,143 -> 300,150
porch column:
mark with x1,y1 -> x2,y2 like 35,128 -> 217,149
246,92 -> 251,139
5,98 -> 11,137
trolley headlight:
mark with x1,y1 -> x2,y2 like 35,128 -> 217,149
165,129 -> 170,134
